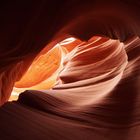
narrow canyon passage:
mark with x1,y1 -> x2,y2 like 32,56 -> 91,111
0,1 -> 140,140
10,36 -> 127,105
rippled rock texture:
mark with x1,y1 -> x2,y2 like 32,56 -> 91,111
0,0 -> 140,140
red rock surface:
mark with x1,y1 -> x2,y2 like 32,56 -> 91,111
0,1 -> 140,140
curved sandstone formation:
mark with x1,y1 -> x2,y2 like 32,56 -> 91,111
0,1 -> 140,140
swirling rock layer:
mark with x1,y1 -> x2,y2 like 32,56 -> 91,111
0,1 -> 140,140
